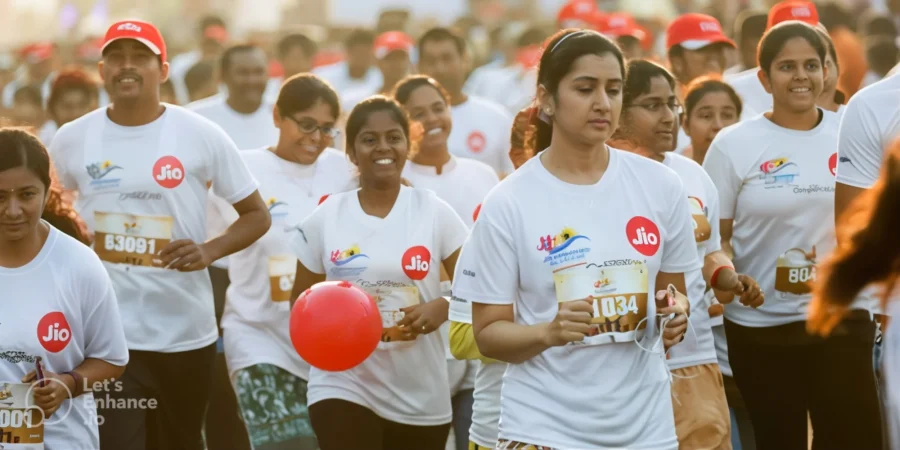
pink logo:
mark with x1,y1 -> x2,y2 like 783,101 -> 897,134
466,131 -> 486,154
626,216 -> 661,257
153,156 -> 185,189
402,246 -> 432,280
37,312 -> 71,353
828,153 -> 837,177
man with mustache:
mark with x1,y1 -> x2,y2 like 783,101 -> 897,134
48,20 -> 271,450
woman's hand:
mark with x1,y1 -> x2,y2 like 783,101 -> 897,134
657,287 -> 690,350
541,298 -> 594,347
398,298 -> 449,336
714,269 -> 765,308
21,370 -> 75,419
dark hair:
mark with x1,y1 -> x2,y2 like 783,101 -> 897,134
344,95 -> 411,164
392,75 -> 451,106
185,61 -> 215,96
199,15 -> 226,34
622,59 -> 676,106
0,128 -> 89,244
47,68 -> 99,111
518,27 -> 549,48
815,28 -> 840,71
528,29 -> 626,154
418,27 -> 467,56
13,86 -> 42,106
867,36 -> 900,76
735,11 -> 768,42
344,29 -> 376,50
860,14 -> 898,38
276,73 -> 340,121
220,44 -> 265,74
277,33 -> 318,60
683,75 -> 743,119
818,1 -> 854,31
757,21 -> 827,75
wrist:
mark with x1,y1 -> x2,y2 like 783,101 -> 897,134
63,371 -> 83,398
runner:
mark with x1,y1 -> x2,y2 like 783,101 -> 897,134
392,75 -> 500,450
340,31 -> 414,114
597,13 -> 647,60
703,21 -> 883,449
222,73 -> 354,450
451,29 -> 696,450
40,68 -> 100,146
724,11 -> 767,75
814,28 -> 845,115
0,128 -> 128,450
289,96 -> 469,450
313,29 -> 381,95
48,20 -> 271,450
417,27 -> 516,177
610,59 -> 764,449
265,33 -> 318,101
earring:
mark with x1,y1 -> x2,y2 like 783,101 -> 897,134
543,107 -> 553,116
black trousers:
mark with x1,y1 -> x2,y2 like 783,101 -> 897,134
725,312 -> 883,450
310,399 -> 450,450
98,344 -> 217,450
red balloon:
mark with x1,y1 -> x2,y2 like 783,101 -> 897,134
290,281 -> 381,372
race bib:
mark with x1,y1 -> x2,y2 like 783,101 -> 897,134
93,212 -> 173,267
553,263 -> 649,346
363,286 -> 421,346
0,383 -> 44,449
268,256 -> 296,302
775,247 -> 817,295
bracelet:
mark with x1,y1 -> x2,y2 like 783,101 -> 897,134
63,371 -> 84,398
711,265 -> 735,290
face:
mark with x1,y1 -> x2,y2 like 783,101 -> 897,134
273,99 -> 338,165
378,51 -> 411,84
349,110 -> 409,185
0,166 -> 46,243
404,85 -> 452,150
759,37 -> 825,113
672,44 -> 727,84
281,46 -> 313,77
684,90 -> 738,153
819,50 -> 839,103
224,49 -> 268,105
540,53 -> 624,146
100,40 -> 169,103
617,37 -> 643,60
741,36 -> 761,69
418,39 -> 467,95
347,43 -> 375,73
51,90 -> 97,126
11,101 -> 43,126
620,75 -> 678,153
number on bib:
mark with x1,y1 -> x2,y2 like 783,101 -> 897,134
268,256 -> 297,302
93,212 -> 173,267
0,383 -> 44,446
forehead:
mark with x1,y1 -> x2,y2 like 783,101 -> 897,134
104,39 -> 154,54
229,48 -> 267,65
775,37 -> 820,59
695,90 -> 736,107
562,53 -> 623,82
421,38 -> 460,56
635,76 -> 675,99
358,110 -> 404,134
407,85 -> 444,105
0,166 -> 43,190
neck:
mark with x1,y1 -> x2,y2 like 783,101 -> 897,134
107,98 -> 165,126
227,95 -> 262,115
358,178 -> 401,218
412,145 -> 452,174
271,145 -> 312,166
348,66 -> 367,80
817,94 -> 840,113
449,90 -> 467,107
0,222 -> 48,269
609,137 -> 664,162
541,135 -> 610,184
768,105 -> 820,131
692,144 -> 710,165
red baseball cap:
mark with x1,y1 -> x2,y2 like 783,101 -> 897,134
20,42 -> 55,64
557,0 -> 598,29
203,24 -> 229,44
102,20 -> 167,64
374,31 -> 414,60
600,13 -> 646,41
767,1 -> 819,30
666,13 -> 735,51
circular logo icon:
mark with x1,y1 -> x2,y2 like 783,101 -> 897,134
828,153 -> 838,177
402,246 -> 432,280
318,194 -> 330,205
152,156 -> 185,189
466,131 -> 486,154
37,312 -> 71,353
626,216 -> 661,257
472,203 -> 482,223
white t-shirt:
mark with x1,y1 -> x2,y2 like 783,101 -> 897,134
703,111 -> 853,328
50,105 -> 259,352
449,96 -> 516,175
451,149 -> 700,449
313,62 -> 382,97
401,156 -> 499,228
725,68 -> 770,122
221,148 -> 355,381
663,152 -> 720,370
291,186 -> 469,425
0,225 -> 129,450
835,74 -> 900,189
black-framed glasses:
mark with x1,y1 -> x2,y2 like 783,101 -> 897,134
285,116 -> 341,139
625,100 -> 684,117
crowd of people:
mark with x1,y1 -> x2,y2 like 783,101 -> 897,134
2,0 -> 900,449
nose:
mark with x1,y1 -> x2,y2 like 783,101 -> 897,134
592,90 -> 611,113
1,197 -> 23,220
712,115 -> 724,132
306,127 -> 322,144
661,104 -> 676,125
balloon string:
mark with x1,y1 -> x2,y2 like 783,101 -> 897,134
632,299 -> 697,407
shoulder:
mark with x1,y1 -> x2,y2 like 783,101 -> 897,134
724,68 -> 758,85
845,76 -> 900,113
167,105 -> 234,143
48,228 -> 109,286
238,147 -> 272,167
456,157 -> 500,182
465,96 -> 512,120
616,149 -> 683,193
53,108 -> 106,142
184,94 -> 225,113
664,151 -> 705,176
318,148 -> 351,167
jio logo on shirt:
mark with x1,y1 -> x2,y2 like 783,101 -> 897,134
402,246 -> 432,280
626,216 -> 661,257
153,156 -> 185,189
37,312 -> 71,353
828,153 -> 838,177
466,131 -> 486,154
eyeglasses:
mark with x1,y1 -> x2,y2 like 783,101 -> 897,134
626,100 -> 684,117
285,116 -> 341,139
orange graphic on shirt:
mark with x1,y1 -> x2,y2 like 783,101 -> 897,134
688,196 -> 711,242
775,246 -> 817,295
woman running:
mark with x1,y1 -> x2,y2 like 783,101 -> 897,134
703,21 -> 883,449
220,74 -> 355,450
451,29 -> 696,450
0,128 -> 128,449
815,27 -> 845,115
289,96 -> 469,450
610,59 -> 764,449
393,74 -> 499,450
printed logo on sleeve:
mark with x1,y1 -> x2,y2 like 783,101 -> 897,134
688,197 -> 711,243
472,203 -> 482,223
626,216 -> 660,257
37,312 -> 71,353
828,153 -> 838,177
152,156 -> 185,189
318,194 -> 330,205
402,246 -> 432,280
466,131 -> 486,154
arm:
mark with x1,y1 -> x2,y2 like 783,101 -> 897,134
449,321 -> 498,363
472,303 -> 554,364
202,192 -> 271,262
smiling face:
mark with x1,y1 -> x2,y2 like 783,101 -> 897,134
684,90 -> 739,155
759,36 -> 825,114
100,39 -> 169,104
0,166 -> 47,243
223,48 -> 269,107
273,99 -> 338,165
403,84 -> 452,151
349,110 -> 409,187
620,75 -> 678,154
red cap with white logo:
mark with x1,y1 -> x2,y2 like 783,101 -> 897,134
666,13 -> 735,51
557,0 -> 599,29
600,13 -> 646,41
102,20 -> 167,63
767,1 -> 819,30
374,31 -> 415,60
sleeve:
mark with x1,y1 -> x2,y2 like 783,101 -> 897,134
47,126 -> 78,191
449,321 -> 497,363
436,197 -> 469,260
206,124 -> 260,204
81,256 -> 129,366
661,178 -> 702,273
451,200 -> 519,305
702,138 -> 742,220
704,177 -> 722,256
289,206 -> 326,274
836,97 -> 884,189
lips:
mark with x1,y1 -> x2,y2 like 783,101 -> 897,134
115,74 -> 142,86
790,87 -> 811,93
426,127 -> 443,136
374,158 -> 395,166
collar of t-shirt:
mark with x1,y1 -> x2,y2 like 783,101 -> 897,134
260,147 -> 318,179
405,156 -> 458,176
530,147 -> 621,197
